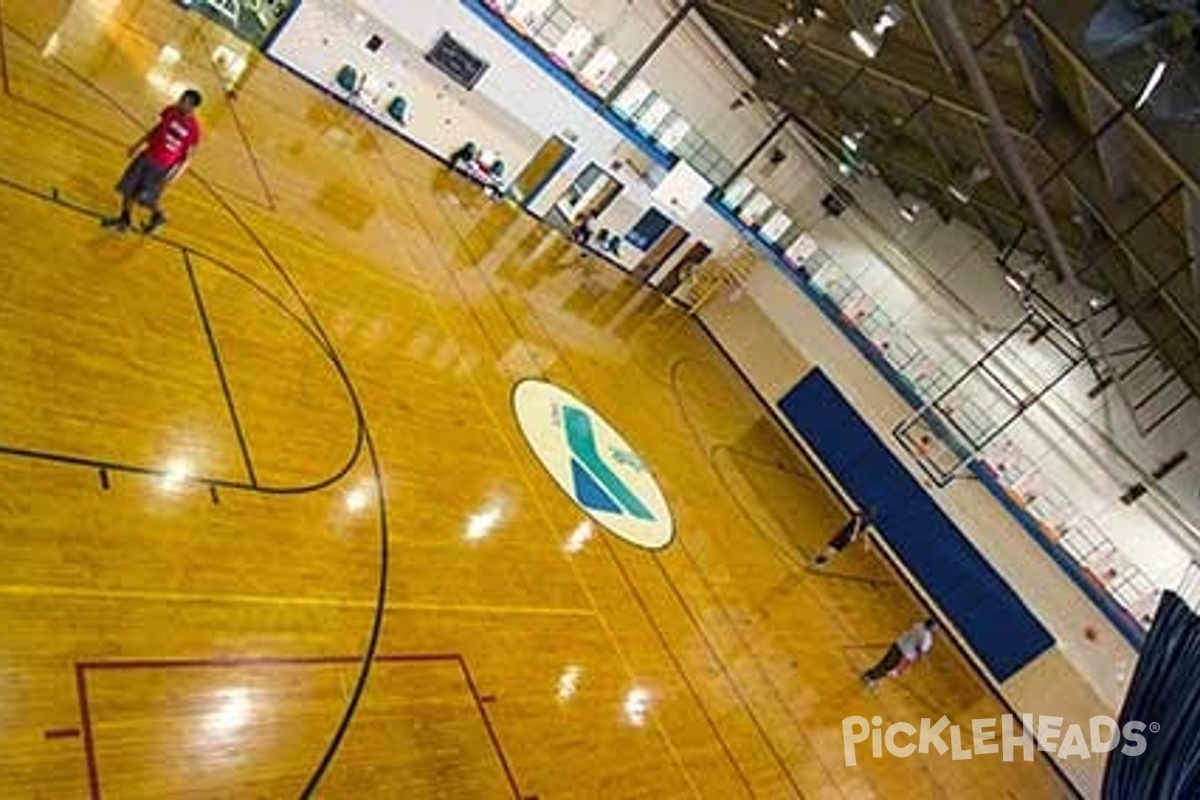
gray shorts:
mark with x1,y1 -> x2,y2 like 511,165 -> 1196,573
116,153 -> 172,208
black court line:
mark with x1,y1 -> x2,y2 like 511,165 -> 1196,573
0,11 -> 387,795
0,173 -> 363,494
183,250 -> 259,488
688,321 -> 1085,800
650,553 -> 812,799
600,537 -> 757,797
0,19 -> 273,213
424,171 -> 804,796
0,0 -> 9,96
183,145 -> 391,800
197,28 -> 278,211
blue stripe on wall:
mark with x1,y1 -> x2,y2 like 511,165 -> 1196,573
461,0 -> 678,170
780,369 -> 1055,683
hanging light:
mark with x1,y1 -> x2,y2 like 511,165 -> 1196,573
1134,60 -> 1168,110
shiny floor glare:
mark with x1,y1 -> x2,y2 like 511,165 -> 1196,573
0,1 -> 1067,797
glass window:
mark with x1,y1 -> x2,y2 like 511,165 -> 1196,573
739,191 -> 773,225
579,45 -> 619,90
635,96 -> 672,135
503,0 -> 553,29
553,22 -> 593,67
759,210 -> 794,243
611,79 -> 652,119
657,114 -> 691,152
532,3 -> 573,51
721,175 -> 755,209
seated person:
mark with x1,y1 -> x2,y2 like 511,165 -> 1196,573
596,228 -> 620,256
449,141 -> 478,171
570,210 -> 598,245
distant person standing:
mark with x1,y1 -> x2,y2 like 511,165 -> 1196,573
570,209 -> 598,246
862,618 -> 938,690
811,509 -> 869,570
102,89 -> 202,234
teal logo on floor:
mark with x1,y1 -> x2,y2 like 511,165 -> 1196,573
562,405 -> 654,521
514,380 -> 673,550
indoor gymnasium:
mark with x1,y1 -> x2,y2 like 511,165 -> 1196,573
1,0 -> 1199,797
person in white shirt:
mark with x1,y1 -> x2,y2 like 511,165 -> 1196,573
862,618 -> 937,690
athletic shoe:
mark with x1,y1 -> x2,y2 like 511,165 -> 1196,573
141,212 -> 166,235
100,215 -> 130,232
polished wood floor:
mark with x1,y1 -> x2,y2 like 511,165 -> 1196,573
0,2 -> 1069,797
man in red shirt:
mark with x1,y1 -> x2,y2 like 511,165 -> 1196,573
102,89 -> 202,234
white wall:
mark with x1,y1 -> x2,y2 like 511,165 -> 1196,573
636,9 -> 777,163
268,0 -> 543,168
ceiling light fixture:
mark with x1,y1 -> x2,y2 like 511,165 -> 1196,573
1134,59 -> 1168,110
849,29 -> 880,58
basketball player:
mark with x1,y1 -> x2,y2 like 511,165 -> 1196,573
811,509 -> 870,570
102,89 -> 202,234
862,618 -> 938,690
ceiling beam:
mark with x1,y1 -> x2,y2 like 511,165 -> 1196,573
1022,7 -> 1200,196
1080,83 -> 1133,201
1188,190 -> 1200,295
924,0 -> 1126,397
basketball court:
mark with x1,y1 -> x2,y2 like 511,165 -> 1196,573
0,1 -> 1070,796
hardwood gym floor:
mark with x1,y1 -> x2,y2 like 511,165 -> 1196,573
0,1 -> 1067,796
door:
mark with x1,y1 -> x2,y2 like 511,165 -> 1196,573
631,225 -> 688,282
656,241 -> 712,296
509,136 -> 575,208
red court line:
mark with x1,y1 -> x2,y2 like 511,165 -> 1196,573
75,653 -> 522,800
74,664 -> 100,800
455,654 -> 524,800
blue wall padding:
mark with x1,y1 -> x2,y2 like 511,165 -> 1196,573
780,369 -> 1054,682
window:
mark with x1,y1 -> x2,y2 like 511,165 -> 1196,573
532,3 -> 573,51
502,0 -> 553,31
759,210 -> 794,243
739,190 -> 773,225
611,79 -> 652,119
635,96 -> 672,135
553,22 -> 593,67
579,45 -> 619,90
721,175 -> 755,209
657,114 -> 691,152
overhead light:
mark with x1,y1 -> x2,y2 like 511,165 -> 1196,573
840,131 -> 864,151
762,33 -> 781,51
837,161 -> 854,176
814,6 -> 828,20
1004,273 -> 1026,293
1134,60 -> 1168,110
873,3 -> 904,36
898,200 -> 920,223
776,57 -> 794,71
849,29 -> 880,58
947,184 -> 970,203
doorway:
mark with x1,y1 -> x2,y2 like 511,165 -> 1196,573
656,241 -> 712,297
509,136 -> 575,208
632,225 -> 689,282
546,163 -> 623,231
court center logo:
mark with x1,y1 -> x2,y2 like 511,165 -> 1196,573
513,380 -> 673,549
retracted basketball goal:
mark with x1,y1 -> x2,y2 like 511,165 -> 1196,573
895,304 -> 1085,487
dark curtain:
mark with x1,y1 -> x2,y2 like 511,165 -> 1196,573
1103,592 -> 1200,799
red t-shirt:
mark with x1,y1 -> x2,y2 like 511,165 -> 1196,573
144,106 -> 201,169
